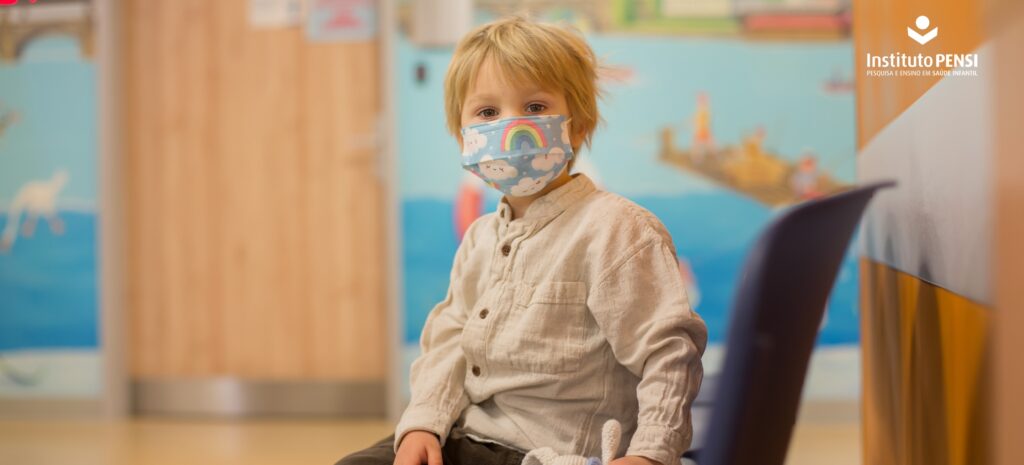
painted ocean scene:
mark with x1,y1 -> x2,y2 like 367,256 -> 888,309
0,34 -> 102,397
0,211 -> 99,352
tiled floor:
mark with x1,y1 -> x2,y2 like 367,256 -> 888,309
0,417 -> 859,465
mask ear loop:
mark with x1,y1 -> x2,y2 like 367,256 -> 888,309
560,116 -> 577,173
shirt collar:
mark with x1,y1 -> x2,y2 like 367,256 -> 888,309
496,172 -> 597,225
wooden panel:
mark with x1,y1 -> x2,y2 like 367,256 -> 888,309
122,0 -> 386,380
992,1 -> 1024,464
853,0 -> 984,146
860,260 -> 990,465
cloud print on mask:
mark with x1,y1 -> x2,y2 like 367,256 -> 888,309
531,147 -> 566,171
509,172 -> 555,196
459,114 -> 575,197
478,156 -> 518,180
462,128 -> 488,156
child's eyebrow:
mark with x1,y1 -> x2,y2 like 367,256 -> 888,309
526,90 -> 555,100
465,93 -> 499,107
521,86 -> 561,99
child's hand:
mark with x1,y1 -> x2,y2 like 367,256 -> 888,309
394,430 -> 442,465
609,456 -> 662,465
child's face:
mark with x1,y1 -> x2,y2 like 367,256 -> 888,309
460,57 -> 581,149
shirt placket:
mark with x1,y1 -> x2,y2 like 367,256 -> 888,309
465,202 -> 524,389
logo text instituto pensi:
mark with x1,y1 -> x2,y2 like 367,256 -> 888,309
864,14 -> 980,78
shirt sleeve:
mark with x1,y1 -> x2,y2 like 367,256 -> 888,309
588,238 -> 709,465
393,225 -> 476,453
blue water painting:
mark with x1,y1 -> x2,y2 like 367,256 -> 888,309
0,35 -> 100,356
0,211 -> 99,351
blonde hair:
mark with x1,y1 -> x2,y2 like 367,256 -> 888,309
444,16 -> 602,168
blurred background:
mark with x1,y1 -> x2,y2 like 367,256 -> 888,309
0,0 -> 1021,464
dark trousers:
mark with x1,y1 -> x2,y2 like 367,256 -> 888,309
335,428 -> 527,465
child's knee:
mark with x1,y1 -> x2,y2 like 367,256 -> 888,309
334,451 -> 393,465
334,435 -> 396,465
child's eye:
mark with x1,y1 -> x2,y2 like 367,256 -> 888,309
526,103 -> 547,113
477,108 -> 498,118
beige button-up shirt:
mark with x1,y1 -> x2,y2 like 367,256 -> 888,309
395,172 -> 708,465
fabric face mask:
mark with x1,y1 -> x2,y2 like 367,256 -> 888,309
460,114 -> 574,197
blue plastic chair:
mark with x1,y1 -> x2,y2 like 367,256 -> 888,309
682,181 -> 894,465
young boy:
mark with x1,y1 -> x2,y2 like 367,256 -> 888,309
336,16 -> 707,465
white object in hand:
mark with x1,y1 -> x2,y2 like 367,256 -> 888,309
521,419 -> 622,465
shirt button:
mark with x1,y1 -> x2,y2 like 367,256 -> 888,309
501,244 -> 511,256
472,365 -> 481,376
479,308 -> 489,319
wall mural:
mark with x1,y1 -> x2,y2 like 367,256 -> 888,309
0,0 -> 101,398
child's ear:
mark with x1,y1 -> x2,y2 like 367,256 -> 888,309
571,126 -> 586,151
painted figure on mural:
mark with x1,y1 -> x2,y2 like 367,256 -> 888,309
692,92 -> 715,162
1,170 -> 69,252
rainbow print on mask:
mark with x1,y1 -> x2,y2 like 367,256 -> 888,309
460,114 -> 574,197
502,119 -> 549,151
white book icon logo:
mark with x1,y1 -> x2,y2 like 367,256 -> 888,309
908,15 -> 938,44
